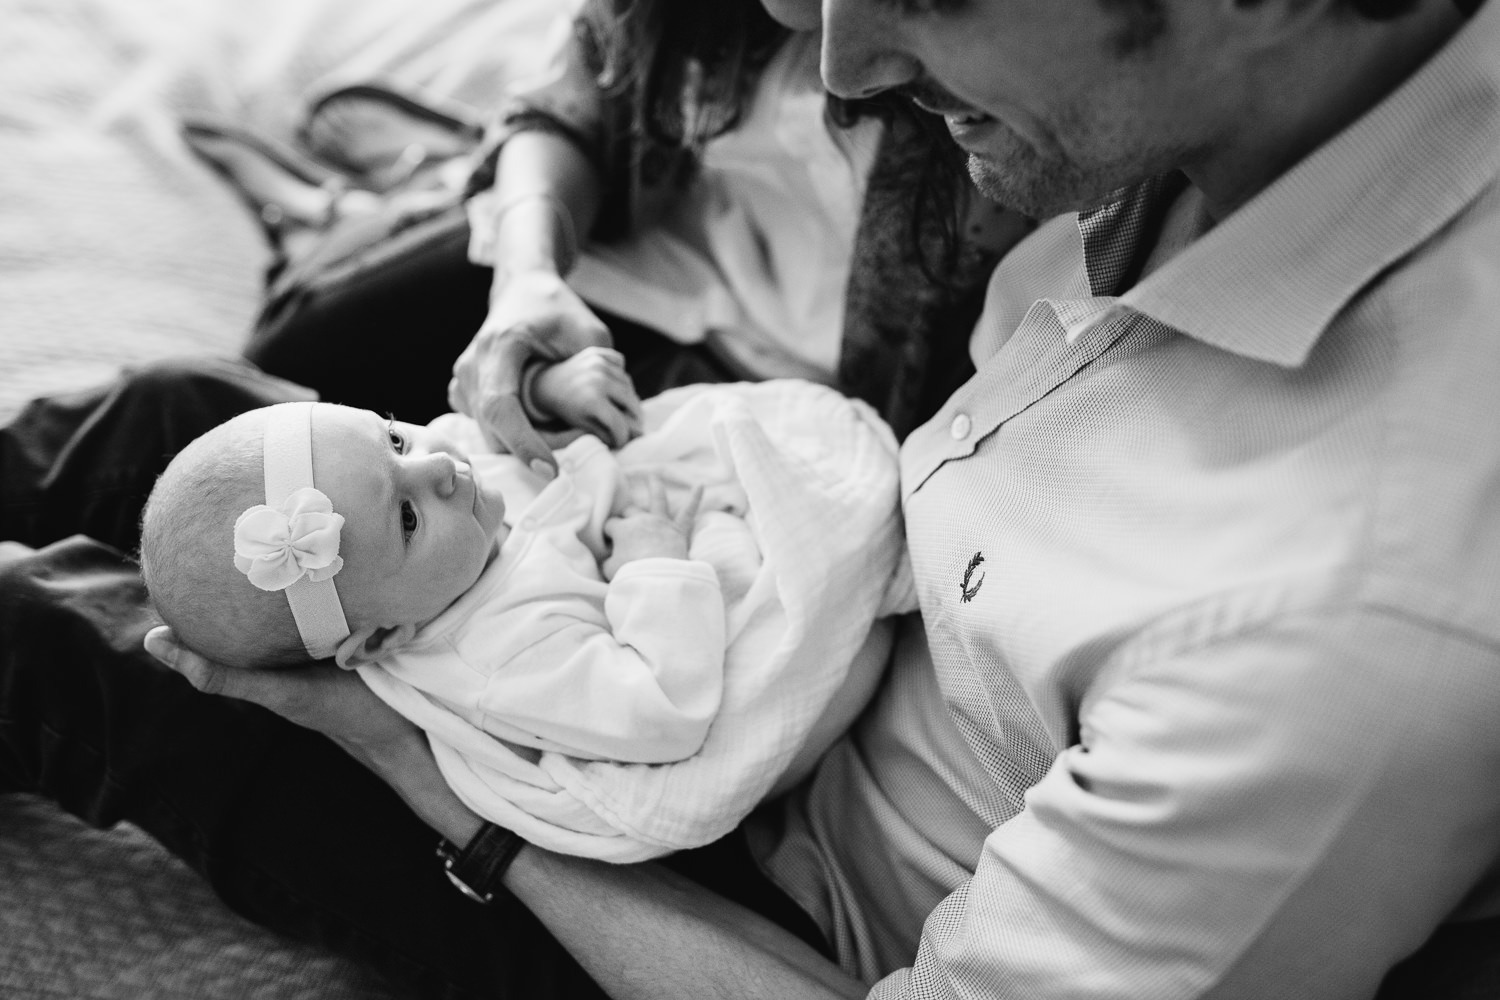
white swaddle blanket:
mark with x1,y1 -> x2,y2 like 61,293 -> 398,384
359,380 -> 913,861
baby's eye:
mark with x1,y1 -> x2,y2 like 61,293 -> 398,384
400,500 -> 418,541
388,425 -> 407,453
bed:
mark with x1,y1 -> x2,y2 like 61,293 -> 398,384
0,0 -> 563,995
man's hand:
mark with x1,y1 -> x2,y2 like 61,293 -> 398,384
449,270 -> 611,476
530,346 -> 643,448
601,476 -> 703,580
142,626 -> 483,843
144,626 -> 411,761
146,627 -> 866,1000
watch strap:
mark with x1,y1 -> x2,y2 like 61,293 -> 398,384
436,822 -> 524,905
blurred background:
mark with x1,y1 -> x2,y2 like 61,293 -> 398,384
0,0 -> 566,420
0,1 -> 561,996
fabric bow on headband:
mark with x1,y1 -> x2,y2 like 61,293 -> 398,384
234,487 -> 345,592
233,402 -> 351,659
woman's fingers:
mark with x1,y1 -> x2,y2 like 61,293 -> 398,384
451,322 -> 563,476
482,392 -> 559,478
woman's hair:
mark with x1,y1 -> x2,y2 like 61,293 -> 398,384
582,0 -> 971,286
583,0 -> 788,154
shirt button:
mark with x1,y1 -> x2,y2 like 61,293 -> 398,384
950,413 -> 972,440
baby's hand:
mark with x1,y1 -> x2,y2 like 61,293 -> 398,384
528,346 -> 643,449
601,475 -> 703,581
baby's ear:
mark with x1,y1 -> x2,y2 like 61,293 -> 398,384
334,623 -> 418,670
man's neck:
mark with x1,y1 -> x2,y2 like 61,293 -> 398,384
1186,2 -> 1467,222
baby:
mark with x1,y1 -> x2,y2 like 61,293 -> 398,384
142,358 -> 911,859
141,347 -> 732,764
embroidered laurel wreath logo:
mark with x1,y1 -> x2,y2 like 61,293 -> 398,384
959,551 -> 985,604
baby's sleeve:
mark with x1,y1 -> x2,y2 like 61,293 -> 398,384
479,557 -> 726,764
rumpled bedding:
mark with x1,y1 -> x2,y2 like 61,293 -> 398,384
0,0 -> 567,420
361,380 -> 915,862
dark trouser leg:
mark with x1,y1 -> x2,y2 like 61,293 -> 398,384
245,212 -> 750,424
0,364 -> 823,997
246,212 -> 488,424
0,357 -> 313,553
0,538 -> 824,999
0,536 -> 610,1000
0,362 -> 602,997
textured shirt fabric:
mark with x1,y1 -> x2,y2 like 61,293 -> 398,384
758,4 -> 1500,998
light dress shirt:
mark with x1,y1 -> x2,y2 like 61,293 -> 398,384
757,3 -> 1500,997
364,435 -> 726,764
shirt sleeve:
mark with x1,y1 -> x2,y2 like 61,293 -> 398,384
870,605 -> 1500,1000
479,557 -> 727,764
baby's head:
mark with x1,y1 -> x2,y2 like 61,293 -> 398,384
140,402 -> 508,669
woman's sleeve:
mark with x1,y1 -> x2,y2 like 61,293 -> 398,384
465,3 -> 610,198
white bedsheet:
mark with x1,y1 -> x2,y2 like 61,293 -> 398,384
0,0 -> 567,419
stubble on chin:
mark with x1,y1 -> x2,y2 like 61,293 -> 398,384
964,148 -> 1085,219
964,143 -> 1161,219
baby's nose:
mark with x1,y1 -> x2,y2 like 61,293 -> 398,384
417,452 -> 464,495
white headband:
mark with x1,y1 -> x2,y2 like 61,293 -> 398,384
231,402 -> 351,659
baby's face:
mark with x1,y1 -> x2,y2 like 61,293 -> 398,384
310,404 -> 509,630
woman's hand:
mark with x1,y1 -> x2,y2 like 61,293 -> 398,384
142,626 -> 483,843
449,270 -> 612,475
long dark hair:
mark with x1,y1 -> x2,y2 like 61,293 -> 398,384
581,0 -> 970,286
583,0 -> 789,154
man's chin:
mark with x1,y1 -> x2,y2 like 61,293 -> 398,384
967,153 -> 1074,218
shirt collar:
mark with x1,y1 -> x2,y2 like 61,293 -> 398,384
1092,1 -> 1500,367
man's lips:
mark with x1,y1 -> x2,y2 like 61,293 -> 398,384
908,96 -> 991,127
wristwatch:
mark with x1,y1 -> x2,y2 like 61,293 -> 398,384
435,822 -> 525,905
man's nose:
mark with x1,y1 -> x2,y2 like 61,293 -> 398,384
820,0 -> 922,100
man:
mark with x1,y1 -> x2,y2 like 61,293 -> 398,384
7,0 -> 1499,997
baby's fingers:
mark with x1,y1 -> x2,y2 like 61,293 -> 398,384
647,471 -> 670,516
675,483 -> 705,531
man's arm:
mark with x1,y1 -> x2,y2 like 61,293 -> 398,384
872,604 -> 1500,1000
508,847 -> 865,1000
355,699 -> 863,1000
145,627 -> 866,1000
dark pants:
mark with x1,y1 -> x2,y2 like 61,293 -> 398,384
244,213 -> 741,424
0,359 -> 822,1000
